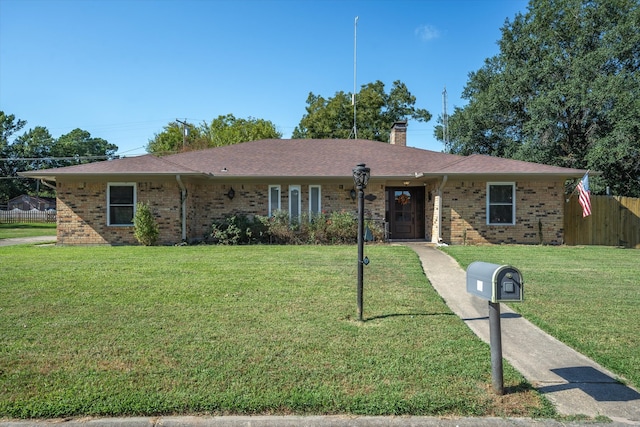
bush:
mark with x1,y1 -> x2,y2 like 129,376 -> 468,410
263,210 -> 299,244
326,210 -> 358,244
133,202 -> 159,246
209,211 -> 385,245
210,214 -> 269,245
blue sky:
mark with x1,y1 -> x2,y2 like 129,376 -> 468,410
0,0 -> 529,156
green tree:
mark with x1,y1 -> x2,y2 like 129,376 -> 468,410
439,0 -> 640,196
53,128 -> 118,167
202,114 -> 282,147
1,111 -> 26,147
146,115 -> 281,154
7,126 -> 56,197
146,121 -> 203,154
292,80 -> 432,142
0,113 -> 118,202
1,112 -> 27,202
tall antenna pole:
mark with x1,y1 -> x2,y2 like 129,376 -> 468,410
442,87 -> 449,145
351,16 -> 359,139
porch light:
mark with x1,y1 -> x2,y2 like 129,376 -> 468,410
226,187 -> 235,200
350,188 -> 357,200
352,163 -> 370,322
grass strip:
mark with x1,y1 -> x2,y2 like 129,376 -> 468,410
0,223 -> 56,239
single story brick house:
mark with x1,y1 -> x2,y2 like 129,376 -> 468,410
21,123 -> 586,245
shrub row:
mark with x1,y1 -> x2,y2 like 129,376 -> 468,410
209,211 -> 385,245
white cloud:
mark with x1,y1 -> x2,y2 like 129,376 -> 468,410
415,24 -> 440,42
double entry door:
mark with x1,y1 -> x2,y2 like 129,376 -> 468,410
387,187 -> 425,240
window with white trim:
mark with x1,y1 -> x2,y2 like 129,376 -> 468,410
289,185 -> 301,222
487,182 -> 515,225
268,185 -> 281,216
107,183 -> 136,226
309,185 -> 321,216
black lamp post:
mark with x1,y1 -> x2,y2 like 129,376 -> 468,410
352,163 -> 370,321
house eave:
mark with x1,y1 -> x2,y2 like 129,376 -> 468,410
418,171 -> 590,180
17,171 -> 208,182
18,170 -> 592,183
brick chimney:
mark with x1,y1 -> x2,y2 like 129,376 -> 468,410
389,120 -> 407,146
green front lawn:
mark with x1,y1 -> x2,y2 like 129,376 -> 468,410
0,245 -> 549,419
441,245 -> 640,390
0,223 -> 56,239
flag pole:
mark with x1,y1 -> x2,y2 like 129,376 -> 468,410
566,170 -> 590,202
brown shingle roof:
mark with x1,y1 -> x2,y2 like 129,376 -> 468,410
429,153 -> 585,175
166,139 -> 465,177
20,139 -> 587,180
20,154 -> 203,180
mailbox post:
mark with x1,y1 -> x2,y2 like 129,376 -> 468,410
488,301 -> 503,394
466,262 -> 524,395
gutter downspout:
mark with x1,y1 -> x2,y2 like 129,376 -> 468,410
40,179 -> 57,191
176,175 -> 187,242
434,175 -> 448,244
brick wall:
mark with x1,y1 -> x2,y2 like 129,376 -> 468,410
139,181 -> 182,244
440,179 -> 564,245
56,180 -> 182,245
56,180 -> 386,245
56,182 -> 110,245
56,178 -> 561,245
188,182 -> 386,242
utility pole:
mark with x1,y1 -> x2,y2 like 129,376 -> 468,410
176,119 -> 189,149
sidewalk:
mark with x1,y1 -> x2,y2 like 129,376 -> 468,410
404,243 -> 640,425
0,236 -> 56,246
0,415 -> 632,427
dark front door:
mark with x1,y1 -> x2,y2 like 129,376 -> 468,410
387,187 -> 425,240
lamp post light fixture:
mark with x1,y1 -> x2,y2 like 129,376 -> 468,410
352,163 -> 370,321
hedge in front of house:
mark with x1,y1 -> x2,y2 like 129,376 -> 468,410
209,211 -> 385,245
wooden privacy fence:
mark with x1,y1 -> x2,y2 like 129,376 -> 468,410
564,195 -> 640,248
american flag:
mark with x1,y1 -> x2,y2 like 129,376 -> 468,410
577,173 -> 591,217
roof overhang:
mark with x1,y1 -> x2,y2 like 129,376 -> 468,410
18,171 -> 209,182
418,171 -> 590,180
18,170 -> 591,184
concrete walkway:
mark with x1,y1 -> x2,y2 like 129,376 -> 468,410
0,236 -> 56,246
404,243 -> 640,425
0,415 -> 633,427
